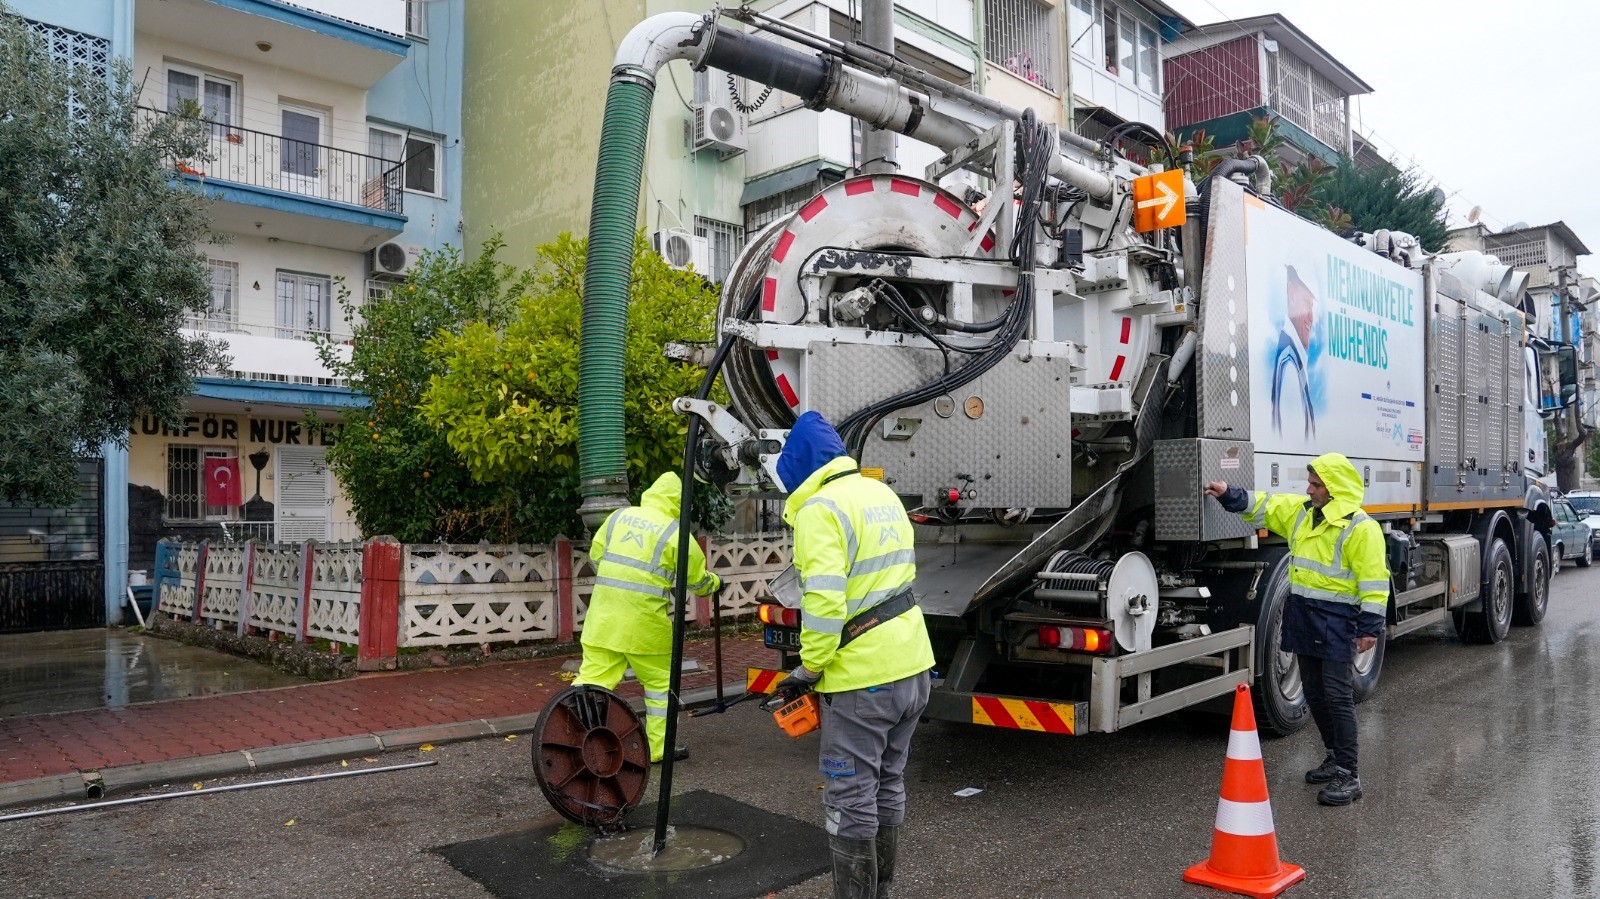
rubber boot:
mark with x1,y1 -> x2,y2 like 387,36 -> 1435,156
875,825 -> 900,898
828,834 -> 878,899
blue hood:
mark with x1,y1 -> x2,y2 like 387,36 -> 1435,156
777,411 -> 849,493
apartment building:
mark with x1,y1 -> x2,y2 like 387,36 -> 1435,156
6,0 -> 462,626
464,0 -> 1192,279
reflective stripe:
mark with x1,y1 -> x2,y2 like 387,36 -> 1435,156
644,705 -> 668,717
1360,600 -> 1387,617
803,610 -> 845,634
688,573 -> 718,593
850,548 -> 916,577
1294,585 -> 1360,605
593,576 -> 669,598
1357,580 -> 1389,593
1290,507 -> 1308,543
643,689 -> 670,703
1331,513 -> 1370,569
1226,727 -> 1262,761
801,496 -> 858,562
1290,555 -> 1350,579
651,520 -> 681,570
846,584 -> 911,619
803,574 -> 849,594
599,551 -> 669,578
1214,798 -> 1276,837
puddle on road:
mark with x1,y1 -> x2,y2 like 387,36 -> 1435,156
587,825 -> 746,872
0,628 -> 310,717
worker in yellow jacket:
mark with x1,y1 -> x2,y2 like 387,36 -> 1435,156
575,471 -> 721,763
774,411 -> 935,899
1205,452 -> 1389,806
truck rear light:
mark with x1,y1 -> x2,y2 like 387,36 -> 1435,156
1037,625 -> 1114,654
758,603 -> 799,627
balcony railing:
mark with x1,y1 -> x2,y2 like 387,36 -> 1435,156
183,317 -> 355,344
147,108 -> 404,215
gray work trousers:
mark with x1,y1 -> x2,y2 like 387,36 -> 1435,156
817,669 -> 932,840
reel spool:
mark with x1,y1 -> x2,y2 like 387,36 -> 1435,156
533,686 -> 651,829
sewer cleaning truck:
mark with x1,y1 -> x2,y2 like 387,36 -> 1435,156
574,7 -> 1582,739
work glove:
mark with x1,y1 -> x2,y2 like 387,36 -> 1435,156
775,665 -> 820,701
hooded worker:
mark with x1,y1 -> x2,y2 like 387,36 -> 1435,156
1204,453 -> 1389,807
774,411 -> 935,899
574,471 -> 721,764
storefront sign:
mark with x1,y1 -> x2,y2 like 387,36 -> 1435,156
134,415 -> 340,446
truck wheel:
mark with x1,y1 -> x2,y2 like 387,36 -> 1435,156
1454,538 -> 1514,644
1578,541 -> 1593,568
1253,556 -> 1308,736
1350,628 -> 1386,703
1513,532 -> 1551,626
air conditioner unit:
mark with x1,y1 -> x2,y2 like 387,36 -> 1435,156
692,69 -> 748,157
369,241 -> 420,279
651,228 -> 712,274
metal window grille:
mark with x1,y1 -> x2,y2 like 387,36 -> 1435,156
366,279 -> 394,304
1269,52 -> 1347,151
166,446 -> 234,520
1487,239 -> 1546,270
984,0 -> 1055,91
744,179 -> 842,234
694,216 -> 744,284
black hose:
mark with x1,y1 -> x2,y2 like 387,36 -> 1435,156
653,286 -> 755,856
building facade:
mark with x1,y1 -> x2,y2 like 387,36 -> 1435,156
462,0 -> 1191,277
6,0 -> 462,627
1162,13 -> 1370,165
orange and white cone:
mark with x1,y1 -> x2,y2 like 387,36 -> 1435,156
1183,683 -> 1306,899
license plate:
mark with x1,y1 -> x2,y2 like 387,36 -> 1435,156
763,625 -> 801,651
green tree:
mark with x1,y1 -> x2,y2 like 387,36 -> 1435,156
0,10 -> 223,505
421,233 -> 725,541
316,238 -> 530,543
1315,154 -> 1451,251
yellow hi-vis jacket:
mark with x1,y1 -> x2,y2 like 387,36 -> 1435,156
581,472 -> 722,656
784,456 -> 935,693
1242,453 -> 1390,620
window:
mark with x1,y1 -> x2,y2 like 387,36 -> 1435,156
166,446 -> 235,520
280,105 -> 324,179
406,0 -> 427,38
694,216 -> 744,284
403,134 -> 441,195
983,0 -> 1055,91
167,65 -> 236,134
744,177 -> 843,233
187,260 -> 237,329
1080,2 -> 1158,92
1137,24 -> 1159,93
1068,0 -> 1101,62
368,127 -> 403,168
276,271 -> 332,339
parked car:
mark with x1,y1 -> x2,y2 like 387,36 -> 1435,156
1549,497 -> 1594,572
1565,491 -> 1600,552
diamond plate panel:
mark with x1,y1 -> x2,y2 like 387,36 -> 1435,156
806,344 -> 1072,507
1198,178 -> 1250,439
1154,439 -> 1256,542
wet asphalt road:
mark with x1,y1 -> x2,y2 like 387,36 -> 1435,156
2,565 -> 1597,899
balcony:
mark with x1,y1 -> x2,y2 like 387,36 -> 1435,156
151,108 -> 406,251
136,0 -> 407,89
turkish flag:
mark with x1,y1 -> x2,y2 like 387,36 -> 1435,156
205,457 -> 242,507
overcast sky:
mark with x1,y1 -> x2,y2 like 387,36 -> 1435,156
1162,0 -> 1597,271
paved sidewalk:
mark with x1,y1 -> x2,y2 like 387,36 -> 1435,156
0,633 -> 776,807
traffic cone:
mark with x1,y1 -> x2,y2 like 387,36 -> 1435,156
1183,683 -> 1305,898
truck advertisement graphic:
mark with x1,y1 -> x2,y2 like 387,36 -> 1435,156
1245,197 -> 1426,463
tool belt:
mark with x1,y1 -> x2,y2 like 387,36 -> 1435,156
838,586 -> 917,648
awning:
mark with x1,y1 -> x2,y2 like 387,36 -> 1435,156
740,161 -> 847,207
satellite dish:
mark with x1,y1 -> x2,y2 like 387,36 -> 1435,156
1431,187 -> 1447,207
1467,206 -> 1481,224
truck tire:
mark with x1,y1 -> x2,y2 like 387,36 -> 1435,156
1513,531 -> 1551,627
1350,627 -> 1386,703
1454,538 -> 1514,644
1253,556 -> 1309,736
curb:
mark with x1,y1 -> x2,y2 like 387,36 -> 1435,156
0,678 -> 747,812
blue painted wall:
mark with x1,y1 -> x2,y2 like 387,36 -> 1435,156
366,0 -> 464,254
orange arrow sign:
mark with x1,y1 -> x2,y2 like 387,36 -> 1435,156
1132,169 -> 1186,232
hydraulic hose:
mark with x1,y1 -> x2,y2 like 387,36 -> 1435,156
578,80 -> 654,528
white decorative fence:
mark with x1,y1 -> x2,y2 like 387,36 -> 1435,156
152,533 -> 792,669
